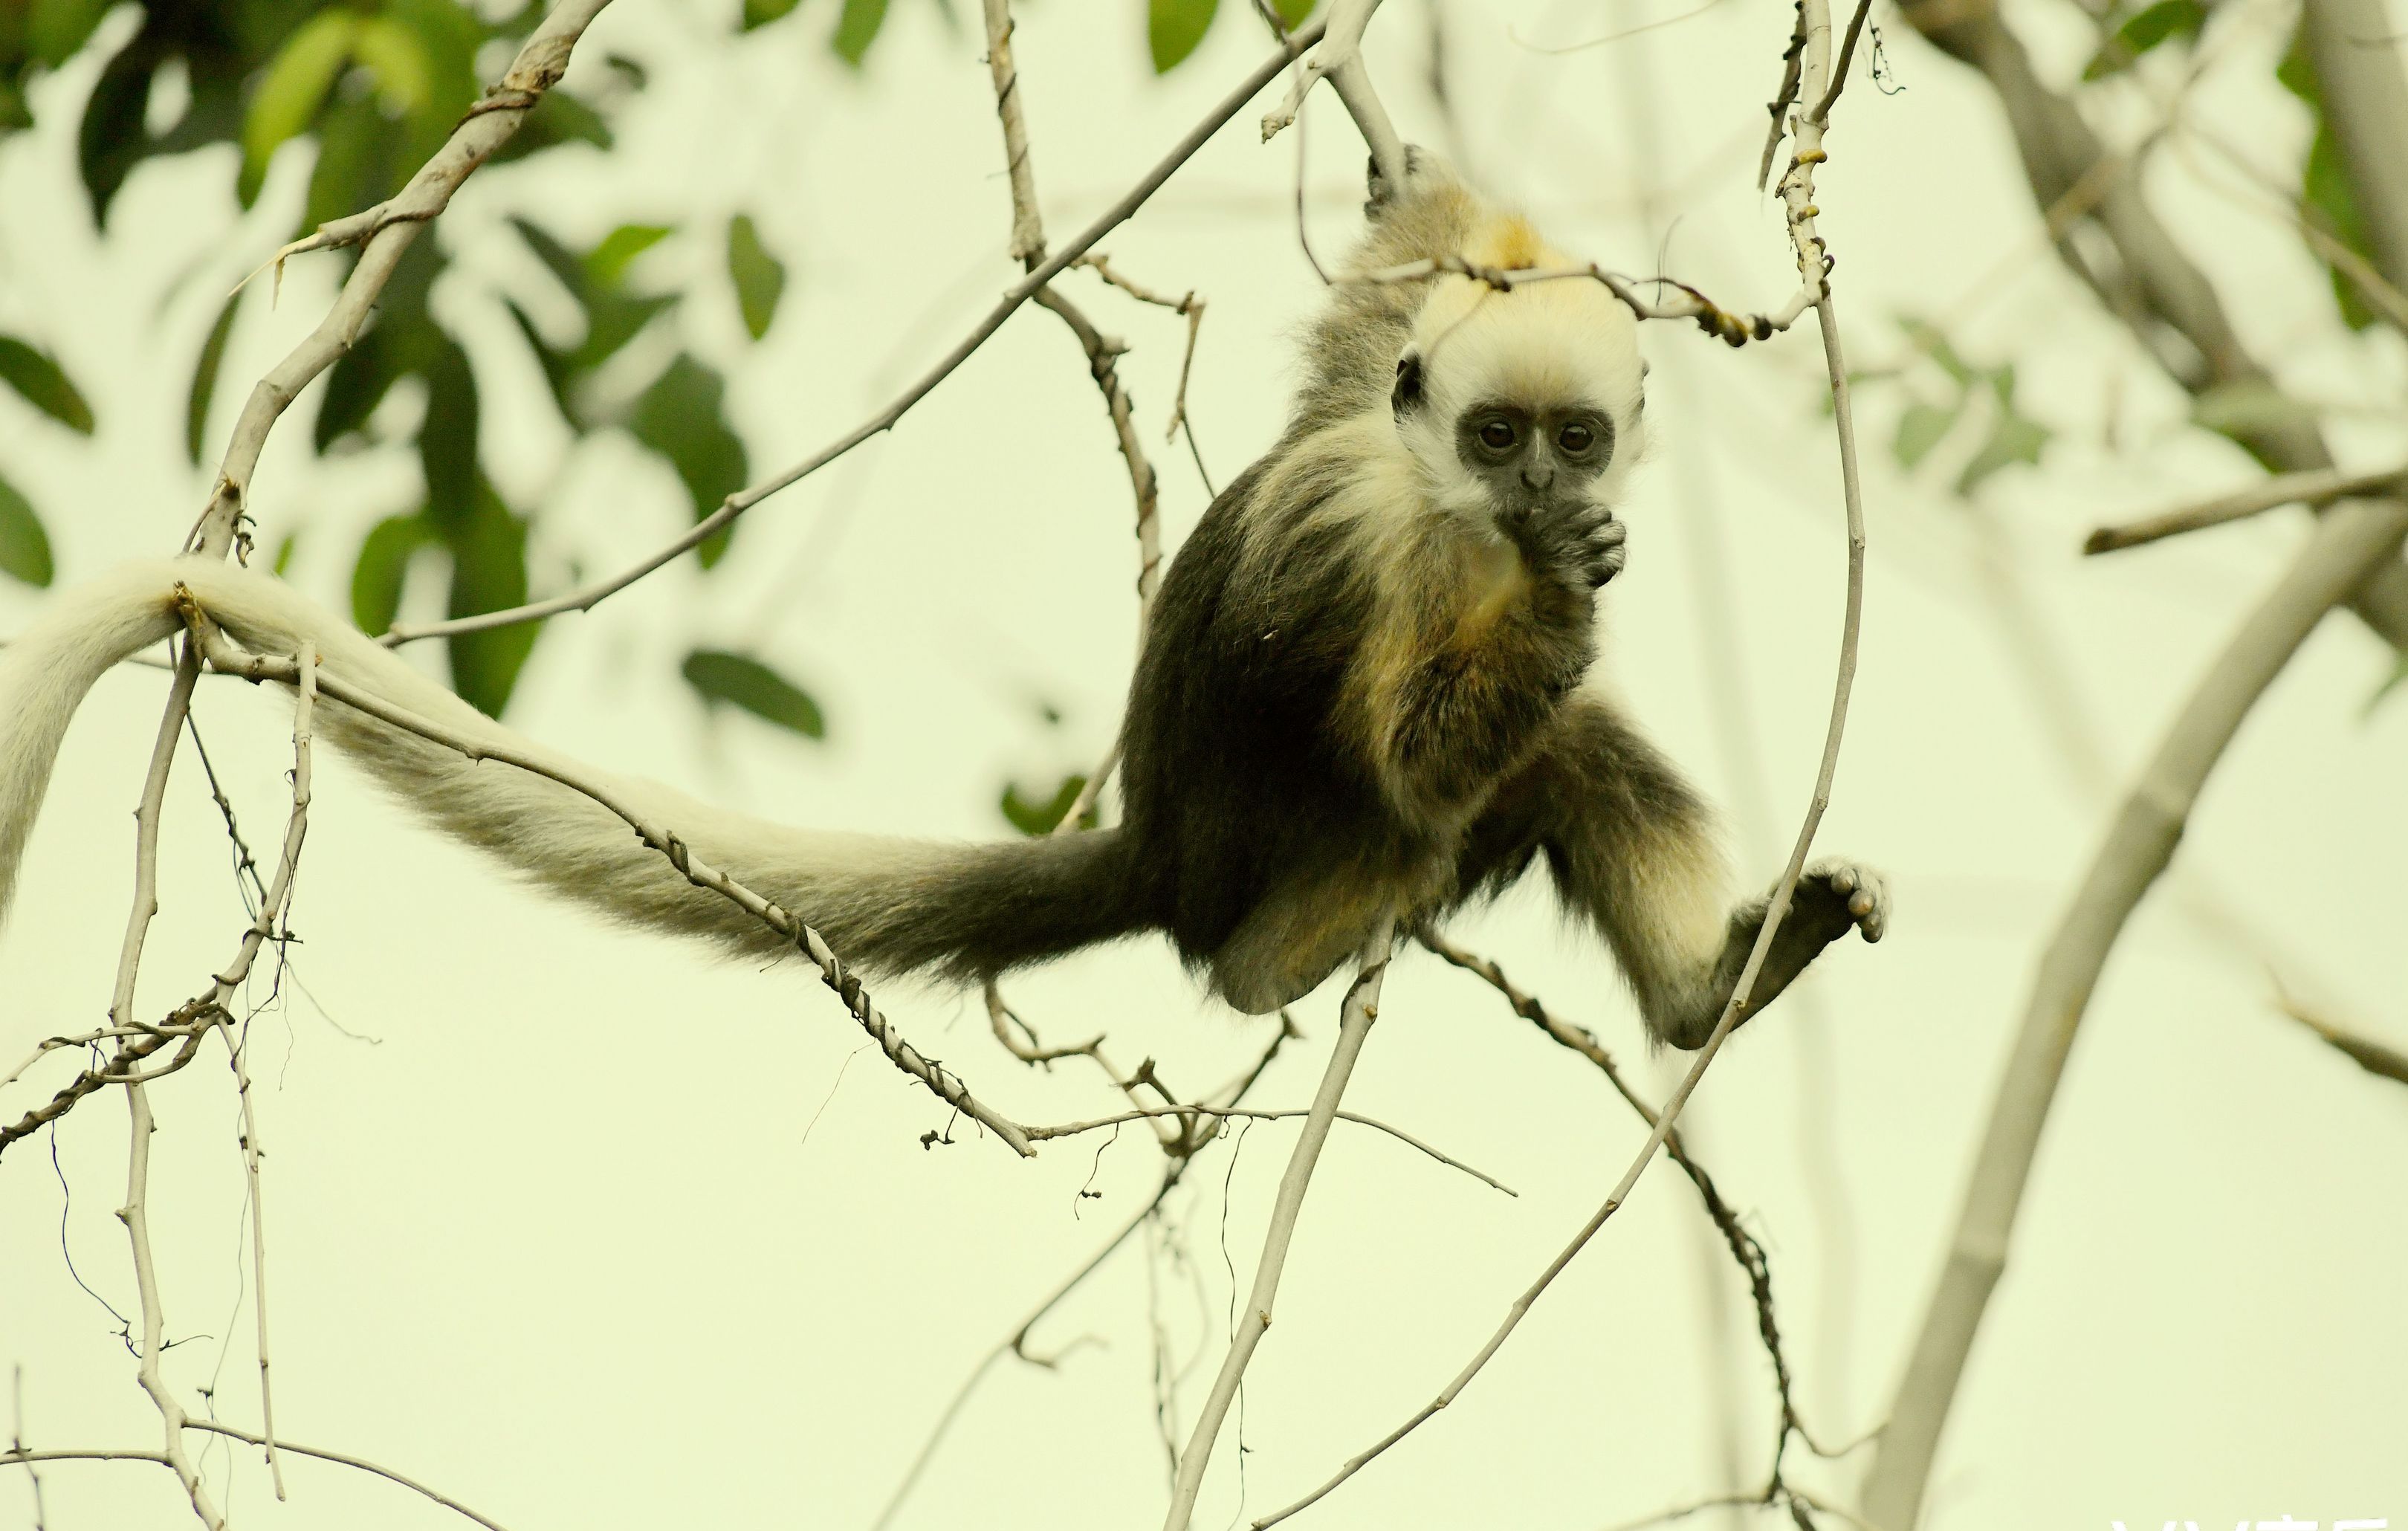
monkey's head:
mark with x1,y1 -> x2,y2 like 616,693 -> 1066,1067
1391,269 -> 1648,535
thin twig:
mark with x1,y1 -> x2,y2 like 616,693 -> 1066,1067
182,1420 -> 515,1531
2083,463 -> 2408,555
1026,1105 -> 1516,1196
382,19 -> 1334,647
186,618 -> 1035,1156
1162,918 -> 1396,1531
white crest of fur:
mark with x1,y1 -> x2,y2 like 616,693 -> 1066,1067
1397,273 -> 1649,522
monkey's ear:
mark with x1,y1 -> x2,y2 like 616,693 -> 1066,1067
1391,350 -> 1425,418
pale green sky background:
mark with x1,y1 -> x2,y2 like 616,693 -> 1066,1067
1,1 -> 2404,1527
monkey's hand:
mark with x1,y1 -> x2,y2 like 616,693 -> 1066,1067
1501,502 -> 1627,590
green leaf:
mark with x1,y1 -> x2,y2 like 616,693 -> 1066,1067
2192,379 -> 2319,439
586,223 -> 673,289
832,0 -> 891,65
1955,410 -> 2051,496
315,317 -> 405,450
304,88 -> 409,230
2080,0 -> 2204,80
2304,127 -> 2375,330
0,336 -> 95,434
418,335 -> 480,531
491,88 -> 613,162
627,355 -> 748,566
1894,315 -> 1972,386
352,511 -> 432,635
1269,0 -> 1318,22
0,476 -> 55,588
1150,0 -> 1220,71
442,482 -> 540,718
242,11 -> 359,204
187,290 -> 242,463
272,531 -> 300,577
1892,401 -> 1958,470
79,38 -> 158,225
1001,774 -> 1093,836
682,650 -> 826,739
743,0 -> 806,27
29,0 -> 115,68
727,213 -> 786,340
350,16 -> 436,118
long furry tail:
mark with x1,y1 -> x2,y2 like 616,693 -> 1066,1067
0,557 -> 1148,983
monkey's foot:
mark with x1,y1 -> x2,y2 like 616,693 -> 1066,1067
1796,858 -> 1888,944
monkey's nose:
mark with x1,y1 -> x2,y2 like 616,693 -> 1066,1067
1520,465 -> 1554,492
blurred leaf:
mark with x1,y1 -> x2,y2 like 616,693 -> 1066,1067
1001,774 -> 1093,836
0,82 -> 30,135
682,649 -> 825,739
443,482 -> 540,718
627,355 -> 747,566
241,11 -> 358,204
77,35 -> 155,223
490,87 -> 612,161
1955,410 -> 2050,495
1894,315 -> 1972,386
504,298 -> 577,421
315,315 -> 406,449
1150,0 -> 1219,71
418,335 -> 480,531
187,288 -> 241,462
743,0 -> 806,27
2279,21 -> 2377,330
272,530 -> 299,577
304,85 -> 408,230
728,213 -> 786,340
350,16 -> 434,117
587,222 -> 671,288
1892,401 -> 1957,470
2369,653 -> 2408,718
0,336 -> 94,434
2192,378 -> 2319,438
352,511 -> 432,635
2080,0 -> 2204,80
832,0 -> 890,65
29,0 -> 114,68
0,476 -> 55,588
1270,0 -> 1318,22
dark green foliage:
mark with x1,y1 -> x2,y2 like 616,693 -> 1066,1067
2278,22 -> 2379,331
728,214 -> 786,340
0,475 -> 54,588
0,336 -> 94,433
1149,0 -> 1218,72
832,0 -> 890,65
187,289 -> 242,462
351,511 -> 432,635
682,650 -> 826,739
629,355 -> 747,566
443,480 -> 540,717
1002,774 -> 1095,836
2080,0 -> 2204,80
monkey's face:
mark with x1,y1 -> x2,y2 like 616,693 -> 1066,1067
1450,398 -> 1616,521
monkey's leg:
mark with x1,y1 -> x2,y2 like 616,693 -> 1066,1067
1504,695 -> 1886,1050
1208,870 -> 1397,1016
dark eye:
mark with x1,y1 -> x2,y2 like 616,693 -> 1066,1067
1478,420 -> 1516,450
1558,422 -> 1595,453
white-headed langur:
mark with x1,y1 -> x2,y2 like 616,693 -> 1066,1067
0,152 -> 1884,1048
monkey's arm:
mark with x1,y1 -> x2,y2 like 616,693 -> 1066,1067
1477,693 -> 1886,1049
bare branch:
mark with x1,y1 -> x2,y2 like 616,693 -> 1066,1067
184,1421 -> 515,1531
383,19 -> 1333,647
2084,464 -> 2408,555
193,0 -> 612,559
184,619 -> 1033,1157
1260,0 -> 1408,190
1162,917 -> 1396,1531
2271,999 -> 2408,1093
1862,497 -> 2408,1527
